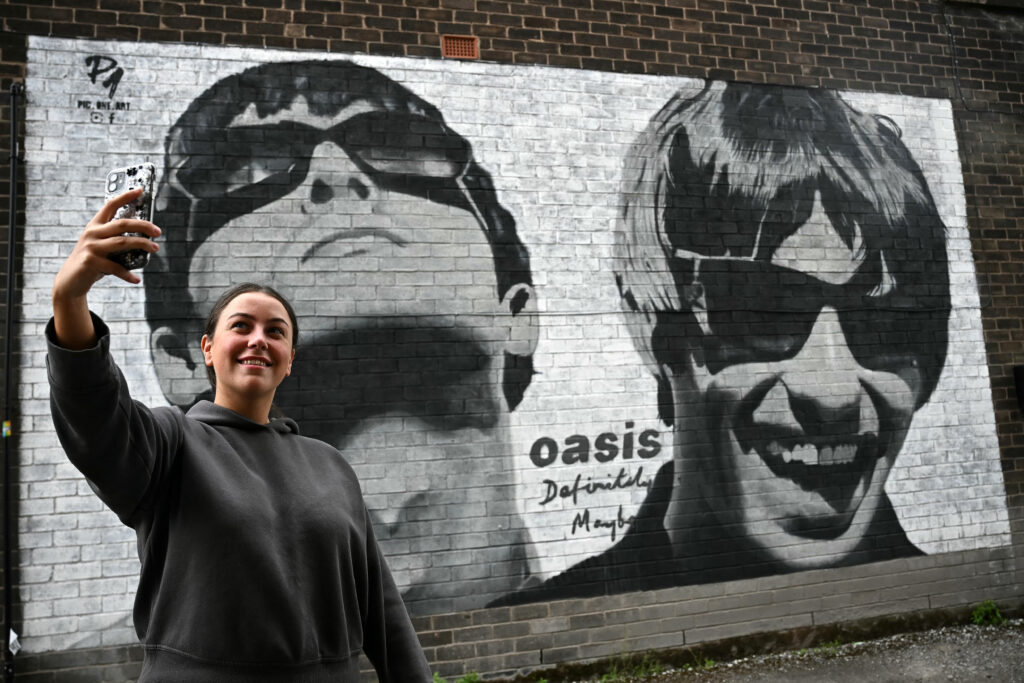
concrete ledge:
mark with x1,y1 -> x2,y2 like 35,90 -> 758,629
425,545 -> 1022,679
492,601 -> 1024,682
12,547 -> 1022,682
948,0 -> 1024,8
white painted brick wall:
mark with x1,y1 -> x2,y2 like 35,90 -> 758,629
16,35 -> 1011,654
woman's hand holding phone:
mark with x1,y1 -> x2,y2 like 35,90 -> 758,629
105,163 -> 157,270
51,189 -> 162,350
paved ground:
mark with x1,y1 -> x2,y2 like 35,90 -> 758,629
627,621 -> 1024,682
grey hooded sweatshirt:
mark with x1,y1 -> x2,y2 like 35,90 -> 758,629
46,314 -> 431,682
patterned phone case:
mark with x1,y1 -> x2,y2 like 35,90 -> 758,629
105,162 -> 156,270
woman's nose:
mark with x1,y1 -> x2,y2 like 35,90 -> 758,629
248,331 -> 268,349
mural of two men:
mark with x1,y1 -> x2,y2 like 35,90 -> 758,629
137,61 -> 951,611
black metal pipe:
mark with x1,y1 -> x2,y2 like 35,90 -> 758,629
4,80 -> 25,683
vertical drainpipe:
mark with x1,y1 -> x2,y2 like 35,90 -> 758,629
4,80 -> 25,683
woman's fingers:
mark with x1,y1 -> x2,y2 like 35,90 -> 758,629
101,257 -> 142,285
53,194 -> 163,299
90,188 -> 161,238
104,232 -> 161,256
103,218 -> 162,239
83,188 -> 161,254
94,187 -> 143,224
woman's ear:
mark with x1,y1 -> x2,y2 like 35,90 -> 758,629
499,282 -> 538,357
200,334 -> 213,367
149,325 -> 210,407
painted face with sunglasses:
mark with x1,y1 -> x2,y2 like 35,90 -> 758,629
616,82 -> 949,583
147,61 -> 537,614
665,189 -> 941,572
183,98 -> 506,326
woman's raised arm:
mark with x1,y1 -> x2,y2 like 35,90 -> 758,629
51,188 -> 161,350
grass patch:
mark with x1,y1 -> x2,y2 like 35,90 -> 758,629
971,600 -> 1006,627
596,652 -> 666,681
434,673 -> 483,683
819,638 -> 842,652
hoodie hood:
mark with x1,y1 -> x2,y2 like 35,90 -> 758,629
186,400 -> 300,435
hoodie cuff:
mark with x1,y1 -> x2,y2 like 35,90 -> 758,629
45,312 -> 116,391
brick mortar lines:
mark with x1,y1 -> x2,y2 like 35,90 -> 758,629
0,1 -> 1000,93
1,2 -> 1024,680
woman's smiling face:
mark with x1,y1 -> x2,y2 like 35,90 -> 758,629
202,291 -> 296,422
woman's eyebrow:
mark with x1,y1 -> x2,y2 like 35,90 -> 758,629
226,312 -> 290,327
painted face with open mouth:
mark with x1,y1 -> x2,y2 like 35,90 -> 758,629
695,340 -> 917,560
670,195 -> 928,568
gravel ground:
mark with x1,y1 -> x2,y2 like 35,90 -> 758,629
624,621 -> 1024,682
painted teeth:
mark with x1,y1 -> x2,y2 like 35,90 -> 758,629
766,441 -> 857,466
792,443 -> 818,466
821,444 -> 857,465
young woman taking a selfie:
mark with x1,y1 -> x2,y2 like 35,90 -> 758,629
47,189 -> 431,682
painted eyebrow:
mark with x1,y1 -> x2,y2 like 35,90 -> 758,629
226,312 -> 291,328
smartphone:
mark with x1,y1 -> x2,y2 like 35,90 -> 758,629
104,162 -> 157,270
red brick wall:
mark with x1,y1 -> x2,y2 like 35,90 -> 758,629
0,1 -> 993,91
2,1 -> 1022,680
943,3 -> 1024,512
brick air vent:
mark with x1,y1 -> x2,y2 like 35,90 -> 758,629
441,35 -> 479,60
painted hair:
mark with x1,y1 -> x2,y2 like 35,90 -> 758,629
144,59 -> 534,408
615,81 -> 951,423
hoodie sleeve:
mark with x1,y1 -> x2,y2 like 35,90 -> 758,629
46,313 -> 183,528
360,505 -> 432,682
